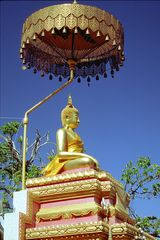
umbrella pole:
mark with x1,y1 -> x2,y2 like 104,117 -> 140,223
22,62 -> 75,190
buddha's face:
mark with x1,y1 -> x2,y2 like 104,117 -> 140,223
65,112 -> 80,129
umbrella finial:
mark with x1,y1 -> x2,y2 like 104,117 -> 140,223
73,0 -> 77,4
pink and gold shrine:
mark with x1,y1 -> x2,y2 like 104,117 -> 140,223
19,168 -> 155,240
17,97 -> 155,240
5,1 -> 155,239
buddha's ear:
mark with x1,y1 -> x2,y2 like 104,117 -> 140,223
65,115 -> 69,124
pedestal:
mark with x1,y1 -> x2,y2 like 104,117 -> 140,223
4,168 -> 155,240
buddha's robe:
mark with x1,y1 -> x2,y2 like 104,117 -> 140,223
41,136 -> 84,176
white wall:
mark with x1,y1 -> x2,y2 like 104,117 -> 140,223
4,190 -> 28,240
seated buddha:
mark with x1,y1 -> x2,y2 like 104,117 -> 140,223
41,95 -> 100,176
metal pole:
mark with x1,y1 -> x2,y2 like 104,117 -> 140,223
21,65 -> 75,189
22,115 -> 28,190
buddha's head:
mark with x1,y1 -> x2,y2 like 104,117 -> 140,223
61,95 -> 80,129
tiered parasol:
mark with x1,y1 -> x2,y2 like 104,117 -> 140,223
20,0 -> 124,84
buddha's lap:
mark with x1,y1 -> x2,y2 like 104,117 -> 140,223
63,157 -> 96,170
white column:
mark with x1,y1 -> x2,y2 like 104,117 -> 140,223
4,190 -> 28,240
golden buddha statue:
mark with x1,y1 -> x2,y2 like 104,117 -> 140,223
42,96 -> 100,176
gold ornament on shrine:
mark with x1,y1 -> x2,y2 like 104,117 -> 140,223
20,0 -> 124,83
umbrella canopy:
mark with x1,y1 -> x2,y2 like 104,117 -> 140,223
20,1 -> 124,80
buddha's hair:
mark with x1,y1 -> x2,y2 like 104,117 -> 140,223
61,95 -> 78,126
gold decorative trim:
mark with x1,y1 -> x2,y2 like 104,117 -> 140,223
109,205 -> 135,225
28,178 -> 115,202
26,169 -> 123,189
111,223 -> 156,240
112,235 -> 133,240
19,212 -> 32,240
21,3 -> 123,46
25,221 -> 155,240
36,202 -> 102,222
26,220 -> 109,239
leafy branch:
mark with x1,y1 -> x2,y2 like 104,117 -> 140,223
121,157 -> 160,200
0,121 -> 55,212
121,157 -> 160,238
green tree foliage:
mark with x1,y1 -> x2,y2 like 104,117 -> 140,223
0,121 -> 54,213
121,157 -> 160,238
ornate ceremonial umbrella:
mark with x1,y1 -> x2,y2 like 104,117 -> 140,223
20,0 -> 124,189
20,0 -> 124,82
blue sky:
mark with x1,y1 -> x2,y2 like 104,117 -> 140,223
1,1 -> 160,218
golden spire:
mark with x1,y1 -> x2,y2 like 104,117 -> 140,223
68,95 -> 73,107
